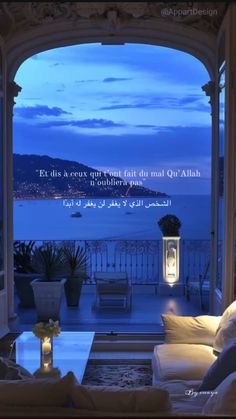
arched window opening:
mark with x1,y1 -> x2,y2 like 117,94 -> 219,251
13,43 -> 212,332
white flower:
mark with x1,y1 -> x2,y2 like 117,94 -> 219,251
32,319 -> 61,339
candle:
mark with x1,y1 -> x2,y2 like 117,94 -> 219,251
42,338 -> 51,353
40,337 -> 53,372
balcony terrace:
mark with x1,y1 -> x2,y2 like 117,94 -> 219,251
10,239 -> 211,334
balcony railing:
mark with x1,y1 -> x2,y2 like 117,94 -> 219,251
15,239 -> 211,286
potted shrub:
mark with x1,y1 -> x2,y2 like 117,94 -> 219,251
157,214 -> 182,237
31,242 -> 66,321
157,214 -> 182,285
13,240 -> 38,307
62,243 -> 88,307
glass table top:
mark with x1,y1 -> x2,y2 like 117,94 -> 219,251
15,331 -> 95,383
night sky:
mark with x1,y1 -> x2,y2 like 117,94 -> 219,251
13,43 -> 211,195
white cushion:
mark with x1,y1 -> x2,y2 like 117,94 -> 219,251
214,300 -> 236,352
71,384 -> 170,412
154,379 -> 201,395
202,371 -> 236,415
152,344 -> 217,381
161,314 -> 221,345
213,315 -> 236,353
153,380 -> 210,415
0,371 -> 75,407
218,300 -> 236,327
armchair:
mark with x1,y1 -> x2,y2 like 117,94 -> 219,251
94,272 -> 132,312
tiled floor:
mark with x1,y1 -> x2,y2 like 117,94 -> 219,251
10,284 -> 207,334
1,285 -> 208,380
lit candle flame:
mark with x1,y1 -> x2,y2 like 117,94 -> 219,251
42,337 -> 51,353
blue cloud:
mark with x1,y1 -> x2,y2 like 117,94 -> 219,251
103,77 -> 132,83
99,95 -> 209,112
135,124 -> 157,128
15,105 -> 71,118
14,122 -> 210,165
183,103 -> 210,112
39,118 -> 126,129
22,97 -> 41,101
75,79 -> 98,83
99,102 -> 157,110
179,95 -> 202,105
51,63 -> 64,67
75,78 -> 132,84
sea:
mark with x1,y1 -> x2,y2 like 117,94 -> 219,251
13,195 -> 211,241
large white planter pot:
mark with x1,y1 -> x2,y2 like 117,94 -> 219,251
31,278 -> 66,322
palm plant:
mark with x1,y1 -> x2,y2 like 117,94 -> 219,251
32,242 -> 64,281
14,240 -> 36,273
62,243 -> 88,276
31,242 -> 66,321
13,240 -> 37,308
62,243 -> 88,307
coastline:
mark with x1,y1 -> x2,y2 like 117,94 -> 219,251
14,193 -> 170,201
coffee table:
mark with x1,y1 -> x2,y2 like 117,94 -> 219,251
15,331 -> 95,383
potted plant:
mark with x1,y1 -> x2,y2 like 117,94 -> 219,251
31,242 -> 66,322
157,214 -> 182,285
13,240 -> 38,307
157,214 -> 182,237
62,243 -> 88,307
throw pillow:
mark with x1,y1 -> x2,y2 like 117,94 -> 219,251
202,371 -> 236,415
0,357 -> 33,380
71,384 -> 171,412
161,314 -> 221,345
0,371 -> 75,407
214,300 -> 236,352
198,338 -> 236,391
217,300 -> 236,328
213,315 -> 236,353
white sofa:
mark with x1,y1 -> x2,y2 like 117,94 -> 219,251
2,302 -> 236,417
0,371 -> 181,417
0,350 -> 213,418
152,301 -> 236,416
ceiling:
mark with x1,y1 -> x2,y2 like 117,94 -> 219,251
0,2 -> 228,39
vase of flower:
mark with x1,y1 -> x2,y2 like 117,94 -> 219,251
32,319 -> 61,377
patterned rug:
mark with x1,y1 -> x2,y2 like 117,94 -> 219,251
82,361 -> 152,387
0,335 -> 153,387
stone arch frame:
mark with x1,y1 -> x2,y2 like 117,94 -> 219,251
6,20 -> 215,81
1,1 -> 224,333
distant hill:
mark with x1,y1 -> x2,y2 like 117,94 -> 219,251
13,154 -> 168,199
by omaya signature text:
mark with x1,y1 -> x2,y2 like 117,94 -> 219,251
185,389 -> 218,398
